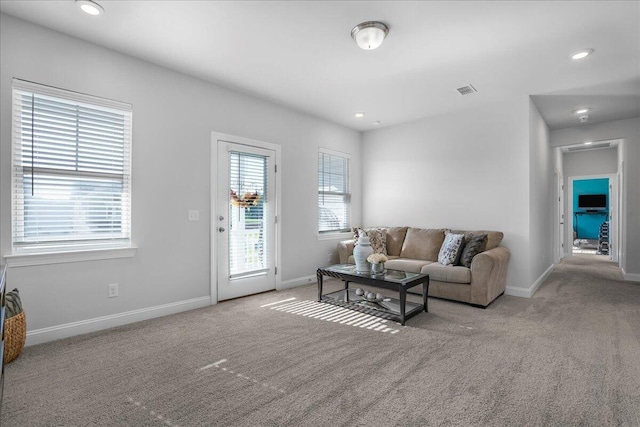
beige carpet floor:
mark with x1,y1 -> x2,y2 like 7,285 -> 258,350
1,256 -> 639,426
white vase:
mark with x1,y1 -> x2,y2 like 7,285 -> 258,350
354,235 -> 374,273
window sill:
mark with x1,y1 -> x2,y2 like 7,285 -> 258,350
317,231 -> 353,241
4,247 -> 137,267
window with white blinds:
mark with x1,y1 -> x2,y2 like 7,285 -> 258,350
318,149 -> 350,233
11,79 -> 132,253
228,151 -> 269,278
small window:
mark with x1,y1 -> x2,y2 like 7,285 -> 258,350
318,149 -> 350,233
11,79 -> 132,253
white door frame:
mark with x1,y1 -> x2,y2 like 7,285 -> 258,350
567,174 -> 617,261
554,170 -> 564,263
210,132 -> 282,305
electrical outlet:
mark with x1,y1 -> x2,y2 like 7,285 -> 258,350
188,210 -> 200,221
328,252 -> 333,262
108,283 -> 118,298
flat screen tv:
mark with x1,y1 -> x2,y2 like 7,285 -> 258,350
578,194 -> 606,210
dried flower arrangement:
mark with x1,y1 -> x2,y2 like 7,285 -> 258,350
230,189 -> 260,209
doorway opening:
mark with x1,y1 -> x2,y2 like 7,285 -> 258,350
570,177 -> 611,256
567,174 -> 618,261
558,138 -> 624,266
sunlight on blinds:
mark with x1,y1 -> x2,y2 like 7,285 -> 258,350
11,80 -> 132,251
318,150 -> 350,232
228,151 -> 269,278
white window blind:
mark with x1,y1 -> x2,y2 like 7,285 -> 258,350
11,79 -> 132,253
318,149 -> 350,233
228,151 -> 270,278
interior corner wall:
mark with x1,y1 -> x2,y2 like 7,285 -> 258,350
551,117 -> 640,278
0,14 -> 361,340
361,96 -> 533,292
528,99 -> 554,286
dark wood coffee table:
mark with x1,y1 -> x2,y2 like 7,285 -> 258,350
317,264 -> 429,326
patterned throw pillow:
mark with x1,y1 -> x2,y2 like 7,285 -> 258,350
353,227 -> 388,255
459,233 -> 488,267
438,233 -> 465,266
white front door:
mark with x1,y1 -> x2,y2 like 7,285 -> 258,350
558,173 -> 565,261
216,140 -> 276,301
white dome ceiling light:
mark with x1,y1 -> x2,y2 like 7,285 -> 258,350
351,21 -> 389,50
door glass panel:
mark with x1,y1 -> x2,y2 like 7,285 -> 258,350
228,151 -> 269,279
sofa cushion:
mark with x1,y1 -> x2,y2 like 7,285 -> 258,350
385,226 -> 408,257
385,258 -> 433,274
459,233 -> 488,267
421,263 -> 471,284
438,232 -> 465,266
400,228 -> 445,262
354,228 -> 387,255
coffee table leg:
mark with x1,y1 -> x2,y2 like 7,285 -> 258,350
423,279 -> 429,312
344,280 -> 350,302
399,288 -> 406,326
317,270 -> 323,302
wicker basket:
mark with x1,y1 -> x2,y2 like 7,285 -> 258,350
4,311 -> 26,364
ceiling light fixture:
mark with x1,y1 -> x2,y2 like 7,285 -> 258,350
570,49 -> 594,60
351,21 -> 389,50
77,0 -> 104,16
584,141 -> 593,145
574,108 -> 590,114
354,112 -> 365,118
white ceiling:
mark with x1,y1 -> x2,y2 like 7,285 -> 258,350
1,0 -> 639,131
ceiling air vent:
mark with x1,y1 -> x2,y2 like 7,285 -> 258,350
567,142 -> 611,152
456,84 -> 477,95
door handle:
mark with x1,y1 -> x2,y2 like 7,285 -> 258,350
218,227 -> 226,232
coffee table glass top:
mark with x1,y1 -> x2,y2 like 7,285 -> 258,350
321,264 -> 425,283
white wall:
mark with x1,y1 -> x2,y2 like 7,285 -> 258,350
563,148 -> 618,177
361,96 -> 534,292
0,14 -> 361,343
528,99 -> 554,290
551,117 -> 640,279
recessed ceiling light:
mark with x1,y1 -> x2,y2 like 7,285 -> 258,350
77,0 -> 104,16
354,112 -> 365,118
570,49 -> 594,60
574,108 -> 590,115
584,141 -> 593,145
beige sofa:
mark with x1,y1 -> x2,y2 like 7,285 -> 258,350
337,227 -> 510,307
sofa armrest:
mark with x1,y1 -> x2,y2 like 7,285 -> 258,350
469,246 -> 511,306
337,239 -> 355,264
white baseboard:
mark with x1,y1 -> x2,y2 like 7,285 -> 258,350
622,270 -> 640,282
505,264 -> 554,298
26,296 -> 211,346
504,286 -> 531,298
279,274 -> 316,290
